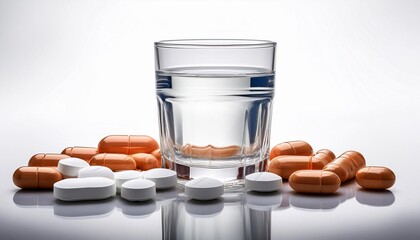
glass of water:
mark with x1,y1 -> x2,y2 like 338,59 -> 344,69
155,39 -> 276,189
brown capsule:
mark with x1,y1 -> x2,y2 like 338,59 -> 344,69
322,163 -> 348,184
13,167 -> 63,189
269,141 -> 313,160
89,153 -> 136,171
341,151 -> 366,179
323,150 -> 366,183
356,166 -> 396,190
98,135 -> 159,155
289,170 -> 341,194
61,146 -> 98,161
164,160 -> 173,170
182,144 -> 240,159
28,153 -> 71,167
268,149 -> 334,179
131,153 -> 161,170
312,149 -> 335,166
151,149 -> 162,165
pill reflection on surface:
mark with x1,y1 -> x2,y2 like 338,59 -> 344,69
185,199 -> 224,217
54,197 -> 116,218
289,193 -> 341,211
115,197 -> 157,217
13,190 -> 55,207
356,189 -> 395,207
245,191 -> 282,211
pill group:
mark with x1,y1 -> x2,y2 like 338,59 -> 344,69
13,135 -> 173,202
13,136 -> 396,202
268,141 -> 396,194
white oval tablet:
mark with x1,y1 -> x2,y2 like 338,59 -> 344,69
143,168 -> 177,190
115,170 -> 143,193
185,177 -> 224,201
78,166 -> 115,180
53,177 -> 116,201
121,179 -> 156,202
245,172 -> 282,192
58,157 -> 90,178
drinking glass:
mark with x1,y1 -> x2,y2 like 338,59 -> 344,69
155,39 -> 276,189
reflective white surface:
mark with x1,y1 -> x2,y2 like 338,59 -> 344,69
1,0 -> 419,239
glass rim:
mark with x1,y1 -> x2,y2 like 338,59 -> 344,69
155,39 -> 276,49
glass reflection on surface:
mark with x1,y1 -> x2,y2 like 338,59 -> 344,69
161,192 -> 274,240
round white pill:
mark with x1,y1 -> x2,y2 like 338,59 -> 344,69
185,177 -> 224,201
121,179 -> 156,202
115,170 -> 143,193
245,172 -> 282,192
143,168 -> 177,190
78,166 -> 115,180
53,177 -> 116,201
58,158 -> 90,178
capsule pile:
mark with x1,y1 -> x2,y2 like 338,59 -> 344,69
13,135 -> 163,190
268,141 -> 396,194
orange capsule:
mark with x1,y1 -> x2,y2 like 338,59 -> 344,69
131,153 -> 161,170
98,135 -> 159,155
323,150 -> 366,183
322,163 -> 348,184
89,153 -> 136,171
182,144 -> 240,159
312,149 -> 335,166
356,166 -> 396,190
61,147 -> 98,161
269,141 -> 313,160
13,167 -> 63,189
151,149 -> 162,165
268,149 -> 334,179
28,153 -> 70,167
341,151 -> 366,179
289,170 -> 341,194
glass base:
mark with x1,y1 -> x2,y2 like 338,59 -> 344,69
164,158 -> 268,192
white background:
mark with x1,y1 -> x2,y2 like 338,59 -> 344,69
1,0 -> 419,239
